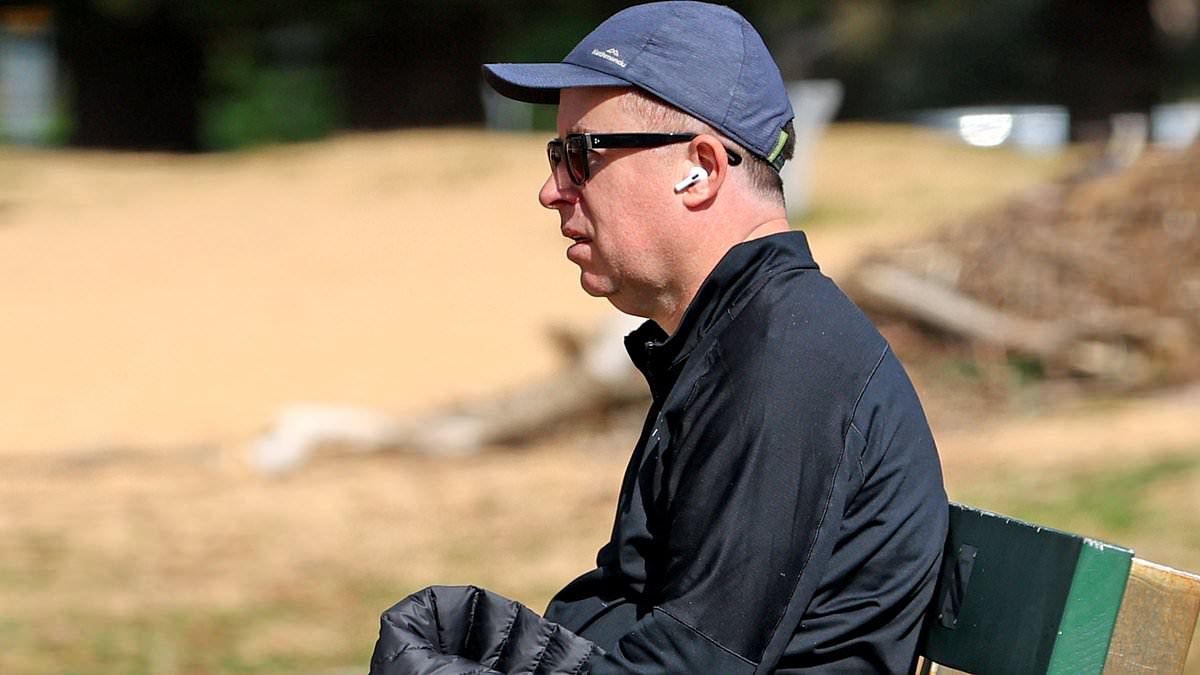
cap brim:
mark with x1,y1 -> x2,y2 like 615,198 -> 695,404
482,63 -> 631,105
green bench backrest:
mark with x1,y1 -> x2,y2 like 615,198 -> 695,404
920,503 -> 1134,675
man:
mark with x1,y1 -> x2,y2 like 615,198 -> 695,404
480,3 -> 947,673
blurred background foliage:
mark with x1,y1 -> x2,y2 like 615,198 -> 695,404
2,0 -> 1199,150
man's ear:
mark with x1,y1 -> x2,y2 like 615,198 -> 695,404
680,134 -> 729,207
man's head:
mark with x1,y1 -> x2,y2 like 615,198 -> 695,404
483,2 -> 795,329
484,2 -> 794,182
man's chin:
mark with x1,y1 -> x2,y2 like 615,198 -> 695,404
578,272 -> 615,299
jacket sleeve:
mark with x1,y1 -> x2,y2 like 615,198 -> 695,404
370,585 -> 600,675
586,336 -> 863,675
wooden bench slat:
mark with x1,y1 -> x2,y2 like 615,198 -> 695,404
1103,558 -> 1200,675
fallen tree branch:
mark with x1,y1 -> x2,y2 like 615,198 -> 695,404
250,315 -> 649,474
850,263 -> 1070,357
847,263 -> 1191,383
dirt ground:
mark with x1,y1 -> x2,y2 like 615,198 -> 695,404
1,127 -> 1197,673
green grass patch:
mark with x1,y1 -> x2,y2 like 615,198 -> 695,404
955,449 -> 1200,566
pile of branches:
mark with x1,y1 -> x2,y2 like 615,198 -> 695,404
849,147 -> 1200,390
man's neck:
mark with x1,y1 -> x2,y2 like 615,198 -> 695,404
653,219 -> 791,335
654,299 -> 689,337
744,217 -> 791,242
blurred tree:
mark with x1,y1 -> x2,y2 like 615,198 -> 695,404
20,0 -> 1200,150
333,1 -> 487,129
805,0 -> 1174,140
200,24 -> 339,149
56,0 -> 203,151
1044,0 -> 1165,139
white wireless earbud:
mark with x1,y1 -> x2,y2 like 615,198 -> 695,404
673,166 -> 708,193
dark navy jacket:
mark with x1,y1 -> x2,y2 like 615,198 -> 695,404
545,231 -> 948,674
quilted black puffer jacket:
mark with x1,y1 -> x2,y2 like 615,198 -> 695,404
370,585 -> 601,675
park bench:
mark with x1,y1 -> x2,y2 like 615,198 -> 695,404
917,503 -> 1200,674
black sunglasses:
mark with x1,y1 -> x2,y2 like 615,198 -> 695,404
547,132 -> 743,186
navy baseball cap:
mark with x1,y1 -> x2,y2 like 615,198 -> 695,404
482,1 -> 794,170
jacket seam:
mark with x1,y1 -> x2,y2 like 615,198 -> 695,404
847,421 -> 867,477
569,644 -> 597,675
430,587 -> 448,656
525,617 -> 556,675
847,345 -> 889,476
652,604 -> 757,667
847,345 -> 889,431
373,642 -> 435,666
462,586 -> 480,657
486,601 -> 522,670
754,435 -> 849,674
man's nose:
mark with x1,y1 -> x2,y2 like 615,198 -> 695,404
538,169 -> 577,210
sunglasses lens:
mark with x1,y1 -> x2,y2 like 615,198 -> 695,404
565,137 -> 588,185
547,139 -> 584,185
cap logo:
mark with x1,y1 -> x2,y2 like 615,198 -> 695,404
591,47 -> 626,68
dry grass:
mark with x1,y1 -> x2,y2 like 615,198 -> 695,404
1,127 -> 1196,673
0,440 -> 627,673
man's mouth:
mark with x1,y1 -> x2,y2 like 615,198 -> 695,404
564,230 -> 592,264
563,227 -> 591,244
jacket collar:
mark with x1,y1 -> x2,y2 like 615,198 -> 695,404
624,230 -> 819,399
